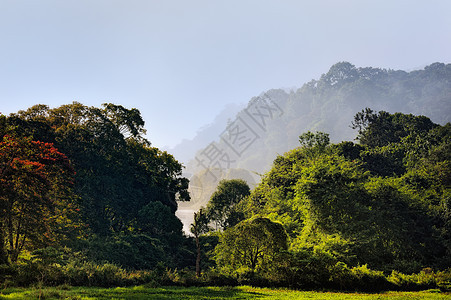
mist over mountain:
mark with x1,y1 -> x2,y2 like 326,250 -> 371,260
177,61 -> 451,229
167,103 -> 244,166
189,62 -> 450,171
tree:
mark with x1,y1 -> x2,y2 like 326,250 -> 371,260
320,62 -> 358,87
206,179 -> 250,230
4,103 -> 192,269
12,102 -> 190,237
190,208 -> 211,277
299,131 -> 330,153
137,201 -> 183,237
0,135 -> 76,262
244,112 -> 451,272
351,108 -> 436,147
102,103 -> 146,139
215,217 -> 288,275
350,108 -> 377,137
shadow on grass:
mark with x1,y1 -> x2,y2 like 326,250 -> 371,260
0,285 -> 265,299
1,286 -> 450,299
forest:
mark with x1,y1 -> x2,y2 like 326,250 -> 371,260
178,62 -> 451,217
0,102 -> 450,293
184,62 -> 451,175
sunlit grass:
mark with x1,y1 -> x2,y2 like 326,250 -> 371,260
0,285 -> 449,299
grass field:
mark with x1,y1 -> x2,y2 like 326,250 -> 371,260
0,286 -> 450,300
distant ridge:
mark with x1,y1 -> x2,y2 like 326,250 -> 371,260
177,62 -> 451,221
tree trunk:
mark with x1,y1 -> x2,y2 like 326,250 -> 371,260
195,233 -> 201,277
0,223 -> 8,264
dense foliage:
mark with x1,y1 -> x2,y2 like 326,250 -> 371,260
1,102 -> 450,292
196,109 -> 450,290
237,110 -> 450,274
184,62 -> 451,215
0,103 -> 191,272
0,135 -> 77,263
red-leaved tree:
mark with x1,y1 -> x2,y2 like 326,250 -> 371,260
0,135 -> 78,262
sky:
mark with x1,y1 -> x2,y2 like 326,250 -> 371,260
1,0 -> 450,148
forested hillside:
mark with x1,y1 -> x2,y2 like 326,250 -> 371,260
1,63 -> 450,291
180,62 -> 451,213
0,103 -> 192,273
192,109 -> 451,289
1,104 -> 450,291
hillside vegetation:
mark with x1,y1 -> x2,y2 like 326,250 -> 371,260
190,109 -> 450,290
0,63 -> 450,292
181,62 -> 451,212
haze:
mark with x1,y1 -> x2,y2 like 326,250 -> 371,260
1,0 -> 450,149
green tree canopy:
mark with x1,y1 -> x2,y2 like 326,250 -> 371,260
190,208 -> 211,277
298,131 -> 330,152
7,102 -> 190,237
242,111 -> 450,272
215,217 -> 288,275
1,103 -> 191,269
206,179 -> 250,230
351,108 -> 437,147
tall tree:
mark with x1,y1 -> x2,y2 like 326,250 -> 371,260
245,116 -> 450,272
0,135 -> 76,262
12,102 -> 190,237
351,108 -> 436,147
215,217 -> 288,275
190,208 -> 211,277
206,179 -> 250,230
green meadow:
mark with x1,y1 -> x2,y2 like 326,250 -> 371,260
0,286 -> 449,300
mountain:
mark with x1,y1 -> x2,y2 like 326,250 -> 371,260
176,61 -> 451,229
167,103 -> 244,166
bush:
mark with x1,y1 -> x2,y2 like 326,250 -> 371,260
388,268 -> 450,291
270,250 -> 337,289
79,234 -> 168,270
0,264 -> 16,288
436,269 -> 451,292
63,260 -> 130,287
328,263 -> 393,291
3,247 -> 160,287
202,268 -> 237,286
349,265 -> 392,291
3,246 -> 450,292
209,248 -> 394,291
167,268 -> 204,287
12,248 -> 66,286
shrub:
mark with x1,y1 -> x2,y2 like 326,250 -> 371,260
63,260 -> 132,287
12,248 -> 66,286
388,268 -> 450,291
436,269 -> 451,292
202,268 -> 237,286
169,268 -> 204,286
0,264 -> 17,288
348,265 -> 392,291
273,250 -> 337,289
80,234 -> 168,270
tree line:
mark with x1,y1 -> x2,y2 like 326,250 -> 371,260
0,103 -> 450,290
0,103 -> 190,272
192,108 -> 450,289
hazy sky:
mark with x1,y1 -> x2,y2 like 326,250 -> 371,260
1,0 -> 450,148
